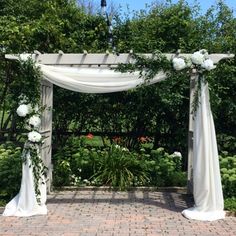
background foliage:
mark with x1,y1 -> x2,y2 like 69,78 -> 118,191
53,136 -> 187,189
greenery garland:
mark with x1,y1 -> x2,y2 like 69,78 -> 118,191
22,142 -> 47,203
116,50 -> 173,81
15,58 -> 47,204
116,49 -> 216,115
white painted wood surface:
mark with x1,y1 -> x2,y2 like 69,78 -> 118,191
5,53 -> 234,65
40,79 -> 53,192
187,70 -> 198,194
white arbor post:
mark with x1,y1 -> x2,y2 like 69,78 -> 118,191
40,79 -> 53,192
187,69 -> 198,194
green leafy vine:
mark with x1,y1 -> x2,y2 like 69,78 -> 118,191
116,50 -> 216,115
116,51 -> 174,82
15,57 -> 47,204
23,142 -> 48,203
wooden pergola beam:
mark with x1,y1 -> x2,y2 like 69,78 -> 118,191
5,53 -> 234,65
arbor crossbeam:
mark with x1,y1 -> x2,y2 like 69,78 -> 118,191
5,53 -> 234,65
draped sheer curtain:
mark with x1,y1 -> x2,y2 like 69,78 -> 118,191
3,65 -> 225,221
39,65 -> 167,93
182,81 -> 225,221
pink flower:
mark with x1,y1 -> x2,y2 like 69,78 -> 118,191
113,136 -> 121,142
86,133 -> 94,139
138,136 -> 147,143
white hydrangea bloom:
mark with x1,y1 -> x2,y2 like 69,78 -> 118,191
16,104 -> 29,117
172,57 -> 186,71
201,59 -> 216,71
172,151 -> 182,158
191,51 -> 205,65
29,115 -> 41,128
28,131 -> 42,142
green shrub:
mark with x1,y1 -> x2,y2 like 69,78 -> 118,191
0,142 -> 22,200
53,137 -> 187,189
52,159 -> 74,186
53,137 -> 100,186
146,148 -> 185,187
91,145 -> 149,190
220,155 -> 236,198
224,198 -> 236,212
217,134 -> 236,156
169,171 -> 187,187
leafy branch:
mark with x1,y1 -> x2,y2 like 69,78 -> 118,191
23,142 -> 48,203
116,51 -> 174,82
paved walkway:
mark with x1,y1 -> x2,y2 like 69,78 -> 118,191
0,190 -> 235,236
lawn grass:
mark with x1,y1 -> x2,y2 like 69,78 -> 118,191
82,135 -> 105,147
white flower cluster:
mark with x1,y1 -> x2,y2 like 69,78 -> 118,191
114,144 -> 129,152
28,131 -> 42,142
172,151 -> 182,158
16,104 -> 30,117
173,49 -> 216,72
29,115 -> 41,128
16,96 -> 42,143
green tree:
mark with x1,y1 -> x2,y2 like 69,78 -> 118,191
0,0 -> 108,141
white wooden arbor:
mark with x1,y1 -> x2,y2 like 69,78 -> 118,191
5,52 -> 234,192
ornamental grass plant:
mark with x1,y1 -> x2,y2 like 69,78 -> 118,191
91,144 -> 149,190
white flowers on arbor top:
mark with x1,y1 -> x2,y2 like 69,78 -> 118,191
16,104 -> 30,117
28,131 -> 42,143
172,57 -> 186,71
172,49 -> 216,72
191,51 -> 205,65
29,115 -> 41,128
201,59 -> 216,71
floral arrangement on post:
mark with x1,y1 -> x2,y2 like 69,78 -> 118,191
16,95 -> 47,203
172,49 -> 216,114
173,49 -> 215,72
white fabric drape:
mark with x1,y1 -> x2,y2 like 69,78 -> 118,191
182,81 -> 225,221
39,65 -> 167,93
3,150 -> 47,217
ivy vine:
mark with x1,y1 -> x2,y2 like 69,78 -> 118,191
22,142 -> 48,203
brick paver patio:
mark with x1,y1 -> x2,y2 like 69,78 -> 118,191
0,189 -> 235,236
